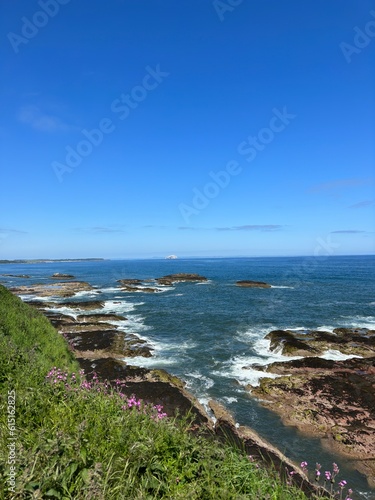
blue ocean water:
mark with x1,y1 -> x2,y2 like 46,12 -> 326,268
1,255 -> 374,498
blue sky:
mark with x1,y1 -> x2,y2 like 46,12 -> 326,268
1,0 -> 374,259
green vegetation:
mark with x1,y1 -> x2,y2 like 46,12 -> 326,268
0,284 -> 313,499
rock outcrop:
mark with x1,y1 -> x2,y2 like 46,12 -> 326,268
10,281 -> 94,298
266,328 -> 375,357
248,354 -> 375,486
236,280 -> 272,288
156,273 -> 207,285
50,273 -> 75,279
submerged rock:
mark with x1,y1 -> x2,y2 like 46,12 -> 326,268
236,280 -> 271,288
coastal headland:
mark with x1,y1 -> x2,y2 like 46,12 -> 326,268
7,272 -> 375,490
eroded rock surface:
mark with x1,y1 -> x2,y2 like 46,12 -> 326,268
248,355 -> 375,485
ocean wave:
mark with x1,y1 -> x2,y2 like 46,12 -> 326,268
270,285 -> 295,289
101,299 -> 143,314
74,290 -> 102,298
184,371 -> 215,391
338,315 -> 375,329
222,396 -> 238,404
224,358 -> 282,387
95,287 -> 121,294
43,306 -> 79,319
19,294 -> 52,302
121,355 -> 177,368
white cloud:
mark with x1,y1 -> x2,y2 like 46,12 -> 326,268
18,105 -> 73,133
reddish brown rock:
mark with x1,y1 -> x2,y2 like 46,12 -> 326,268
249,356 -> 375,486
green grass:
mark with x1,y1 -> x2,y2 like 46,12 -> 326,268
0,284 -> 315,499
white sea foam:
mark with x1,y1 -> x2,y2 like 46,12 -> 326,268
226,358 -> 282,387
122,355 -> 177,368
95,287 -> 121,294
44,306 -> 79,319
222,396 -> 238,404
74,290 -> 101,298
115,315 -> 152,333
195,280 -> 213,285
185,371 -> 215,390
19,294 -> 52,301
270,285 -> 294,289
320,349 -> 361,361
100,299 -> 143,314
161,340 -> 197,352
339,315 -> 375,330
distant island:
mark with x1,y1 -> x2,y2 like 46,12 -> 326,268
0,258 -> 105,264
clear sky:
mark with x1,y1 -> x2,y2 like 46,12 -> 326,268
1,0 -> 374,259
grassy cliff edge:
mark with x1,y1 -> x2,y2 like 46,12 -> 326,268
0,285 -> 314,499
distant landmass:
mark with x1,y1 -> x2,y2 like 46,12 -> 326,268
0,258 -> 105,264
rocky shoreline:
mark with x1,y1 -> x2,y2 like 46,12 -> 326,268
8,274 -> 375,491
246,329 -> 375,486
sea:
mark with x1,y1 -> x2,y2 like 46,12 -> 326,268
1,255 -> 374,499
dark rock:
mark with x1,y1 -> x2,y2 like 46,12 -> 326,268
236,280 -> 271,288
266,330 -> 320,356
117,279 -> 143,285
156,273 -> 207,285
52,300 -> 105,310
265,328 -> 375,357
75,358 -> 210,426
121,285 -> 160,293
50,273 -> 75,279
76,314 -> 127,322
63,329 -> 153,358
